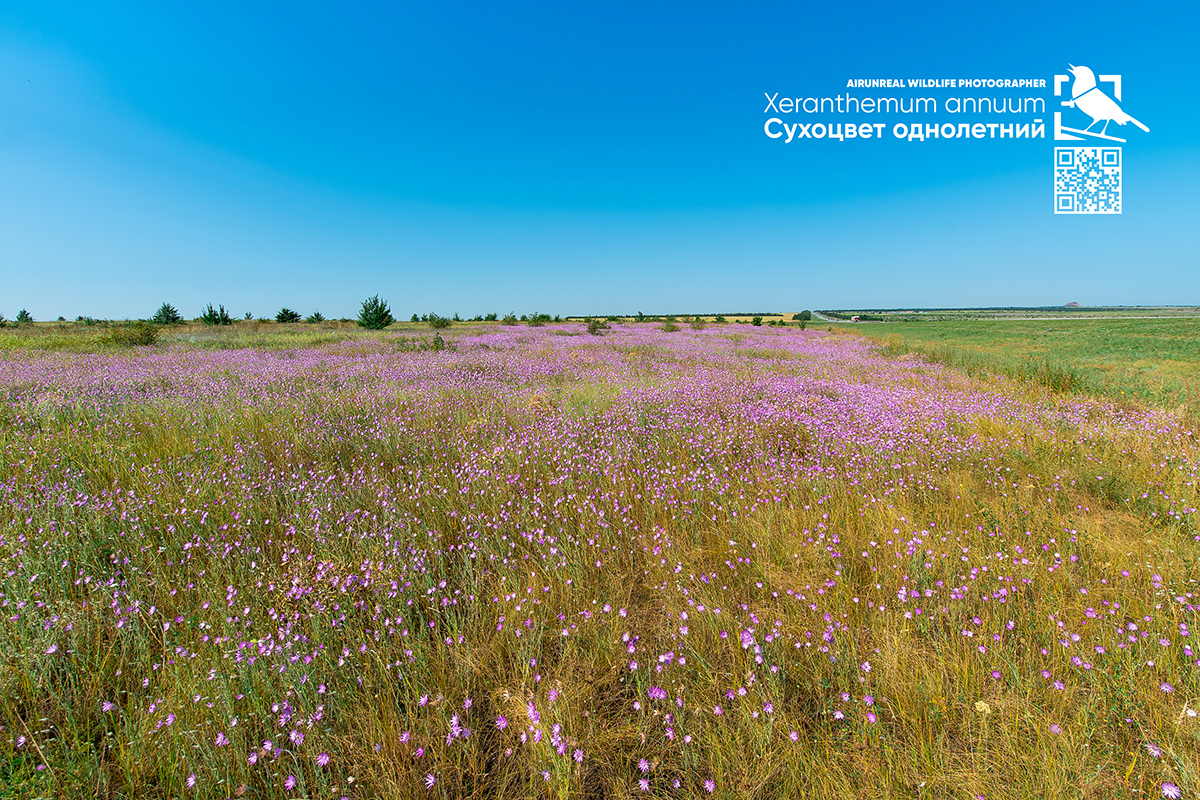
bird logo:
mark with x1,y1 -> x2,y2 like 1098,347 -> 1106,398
1058,65 -> 1148,142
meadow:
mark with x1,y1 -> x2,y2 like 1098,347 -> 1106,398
838,318 -> 1200,422
1,321 -> 1198,799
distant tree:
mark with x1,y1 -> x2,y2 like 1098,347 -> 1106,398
484,312 -> 498,321
411,314 -> 420,323
151,302 -> 183,325
586,319 -> 609,336
636,311 -> 645,322
199,304 -> 232,325
357,295 -> 394,330
690,316 -> 706,330
0,313 -> 6,327
501,313 -> 518,325
451,312 -> 462,322
751,316 -> 763,326
428,313 -> 451,329
519,314 -> 528,322
799,310 -> 812,321
276,307 -> 302,323
244,311 -> 253,320
16,309 -> 33,324
305,311 -> 325,323
714,315 -> 727,323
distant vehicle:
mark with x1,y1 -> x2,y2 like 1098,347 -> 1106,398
851,315 -> 860,323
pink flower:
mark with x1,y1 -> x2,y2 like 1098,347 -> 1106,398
284,775 -> 296,791
317,752 -> 330,767
1162,783 -> 1181,799
425,773 -> 436,789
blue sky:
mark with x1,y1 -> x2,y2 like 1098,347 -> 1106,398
1,1 -> 1197,319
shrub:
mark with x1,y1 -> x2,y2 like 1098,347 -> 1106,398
714,315 -> 727,323
16,309 -> 33,324
690,316 -> 706,330
105,321 -> 159,347
358,295 -> 394,330
199,304 -> 232,325
661,322 -> 680,332
528,312 -> 545,328
799,319 -> 808,330
0,313 -> 6,328
276,308 -> 302,323
428,314 -> 451,329
244,311 -> 253,320
798,310 -> 813,321
501,313 -> 518,326
751,316 -> 763,326
586,319 -> 609,336
305,311 -> 326,323
484,313 -> 497,321
150,303 -> 182,324
452,313 -> 462,322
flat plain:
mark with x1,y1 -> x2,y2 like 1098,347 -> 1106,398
1,320 -> 1197,799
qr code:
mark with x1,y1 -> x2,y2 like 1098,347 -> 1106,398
1054,147 -> 1121,214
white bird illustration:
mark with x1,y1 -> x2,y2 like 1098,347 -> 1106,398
1061,65 -> 1149,137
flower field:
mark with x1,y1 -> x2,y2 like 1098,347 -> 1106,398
1,323 -> 1197,798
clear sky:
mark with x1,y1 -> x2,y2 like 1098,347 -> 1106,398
1,1 -> 1197,320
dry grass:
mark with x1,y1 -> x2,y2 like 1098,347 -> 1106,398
0,323 -> 1197,799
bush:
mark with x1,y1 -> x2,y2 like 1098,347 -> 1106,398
428,314 -> 451,329
358,295 -> 394,330
527,312 -> 552,328
501,313 -> 518,325
484,313 -> 497,321
305,311 -> 325,323
151,303 -> 182,324
661,322 -> 680,332
751,316 -> 763,326
244,311 -> 253,320
586,319 -> 610,336
798,310 -> 813,321
199,304 -> 232,325
105,321 -> 159,347
799,319 -> 807,330
714,315 -> 727,323
276,308 -> 301,323
16,309 -> 33,324
690,316 -> 706,330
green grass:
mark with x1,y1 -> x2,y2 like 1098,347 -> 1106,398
836,318 -> 1200,420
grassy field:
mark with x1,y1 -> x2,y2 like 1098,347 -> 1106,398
1,321 -> 1198,799
835,318 -> 1200,422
